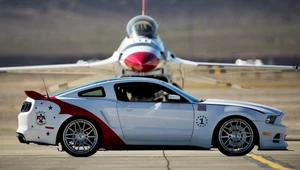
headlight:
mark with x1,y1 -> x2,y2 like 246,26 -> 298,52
265,115 -> 277,124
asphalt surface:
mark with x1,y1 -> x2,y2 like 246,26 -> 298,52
0,132 -> 299,170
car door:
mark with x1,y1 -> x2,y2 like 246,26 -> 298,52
115,82 -> 194,144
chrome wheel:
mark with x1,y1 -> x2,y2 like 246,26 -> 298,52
218,118 -> 254,155
62,119 -> 98,156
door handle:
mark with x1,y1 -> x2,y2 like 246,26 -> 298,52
126,108 -> 133,112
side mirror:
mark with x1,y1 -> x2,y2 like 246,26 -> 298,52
168,94 -> 180,100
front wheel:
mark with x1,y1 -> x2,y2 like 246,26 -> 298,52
217,118 -> 256,156
61,119 -> 99,157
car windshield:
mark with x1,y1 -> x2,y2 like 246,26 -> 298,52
161,81 -> 201,103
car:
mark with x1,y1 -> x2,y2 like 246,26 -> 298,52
17,77 -> 288,157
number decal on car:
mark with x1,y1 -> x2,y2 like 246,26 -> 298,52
196,115 -> 208,127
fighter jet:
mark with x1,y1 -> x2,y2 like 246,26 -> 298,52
0,0 -> 298,91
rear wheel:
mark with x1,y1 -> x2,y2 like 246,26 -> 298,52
61,119 -> 99,157
217,117 -> 256,156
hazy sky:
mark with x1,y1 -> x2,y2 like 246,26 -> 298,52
0,0 -> 300,61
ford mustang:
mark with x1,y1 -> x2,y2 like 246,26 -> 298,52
17,77 -> 288,157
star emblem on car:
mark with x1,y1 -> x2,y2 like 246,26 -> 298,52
36,111 -> 46,125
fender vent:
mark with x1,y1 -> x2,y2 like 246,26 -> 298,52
21,101 -> 32,112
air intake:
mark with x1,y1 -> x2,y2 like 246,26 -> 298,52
273,133 -> 280,143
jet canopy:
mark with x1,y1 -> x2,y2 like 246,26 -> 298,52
126,15 -> 159,38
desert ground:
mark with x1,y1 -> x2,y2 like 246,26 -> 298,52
0,72 -> 300,170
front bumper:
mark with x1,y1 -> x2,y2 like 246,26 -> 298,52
255,121 -> 288,150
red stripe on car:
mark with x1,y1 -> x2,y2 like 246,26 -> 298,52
50,96 -> 125,149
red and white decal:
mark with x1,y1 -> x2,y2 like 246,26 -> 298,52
36,96 -> 125,149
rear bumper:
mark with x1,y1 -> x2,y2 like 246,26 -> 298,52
17,107 -> 71,146
255,122 -> 288,150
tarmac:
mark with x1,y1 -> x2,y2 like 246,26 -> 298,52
0,131 -> 299,170
0,72 -> 299,170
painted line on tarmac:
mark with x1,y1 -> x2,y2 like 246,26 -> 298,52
245,153 -> 294,170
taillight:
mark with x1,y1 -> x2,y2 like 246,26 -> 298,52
20,101 -> 32,112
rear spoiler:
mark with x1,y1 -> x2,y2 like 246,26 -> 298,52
25,91 -> 48,100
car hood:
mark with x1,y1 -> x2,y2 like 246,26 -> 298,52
201,99 -> 283,115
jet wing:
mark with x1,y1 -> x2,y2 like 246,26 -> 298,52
167,52 -> 299,74
0,51 -> 120,75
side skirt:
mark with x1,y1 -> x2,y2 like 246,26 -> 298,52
101,145 -> 211,151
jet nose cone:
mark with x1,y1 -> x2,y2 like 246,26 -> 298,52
124,52 -> 160,72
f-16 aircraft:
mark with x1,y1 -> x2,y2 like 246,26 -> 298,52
0,0 -> 298,91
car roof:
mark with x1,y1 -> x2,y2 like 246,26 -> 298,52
54,77 -> 163,96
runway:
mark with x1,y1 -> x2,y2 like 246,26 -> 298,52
0,72 -> 299,170
0,132 -> 299,170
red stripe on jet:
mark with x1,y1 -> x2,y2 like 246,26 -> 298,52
124,52 -> 160,72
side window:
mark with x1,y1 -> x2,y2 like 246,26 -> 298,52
114,82 -> 188,103
78,87 -> 106,97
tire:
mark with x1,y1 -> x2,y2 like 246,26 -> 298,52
61,118 -> 100,157
216,117 -> 256,156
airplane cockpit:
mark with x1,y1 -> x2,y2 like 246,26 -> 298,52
126,15 -> 159,38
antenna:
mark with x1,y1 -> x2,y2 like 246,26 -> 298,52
142,0 -> 146,15
42,79 -> 50,100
